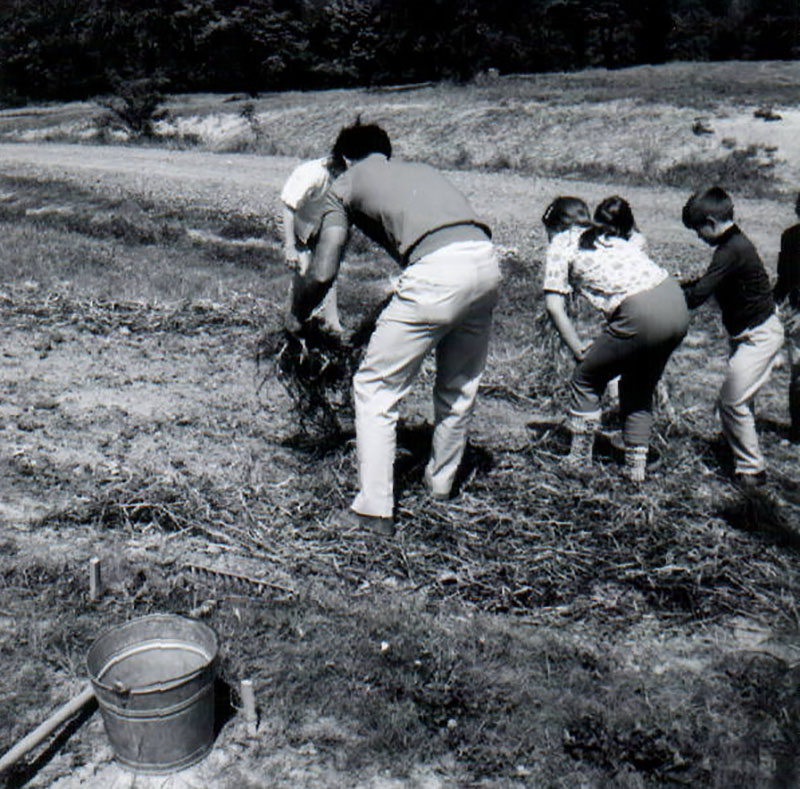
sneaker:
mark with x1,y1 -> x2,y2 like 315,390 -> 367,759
337,508 -> 396,537
733,471 -> 767,489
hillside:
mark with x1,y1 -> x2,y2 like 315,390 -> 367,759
1,61 -> 799,200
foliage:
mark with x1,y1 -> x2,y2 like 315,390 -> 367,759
1,0 -> 799,103
95,76 -> 170,139
660,144 -> 781,198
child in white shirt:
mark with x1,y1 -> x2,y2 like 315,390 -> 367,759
281,155 -> 345,332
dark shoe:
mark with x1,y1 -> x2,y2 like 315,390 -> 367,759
733,471 -> 767,489
337,508 -> 396,536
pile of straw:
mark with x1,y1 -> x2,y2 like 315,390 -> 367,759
257,321 -> 359,436
40,432 -> 800,629
256,300 -> 387,437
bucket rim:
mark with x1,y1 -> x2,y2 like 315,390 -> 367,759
87,613 -> 219,695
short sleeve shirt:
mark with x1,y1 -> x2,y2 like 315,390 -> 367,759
543,229 -> 667,318
320,153 -> 490,265
280,158 -> 332,245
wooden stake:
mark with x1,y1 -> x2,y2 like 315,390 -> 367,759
89,557 -> 101,601
240,678 -> 257,736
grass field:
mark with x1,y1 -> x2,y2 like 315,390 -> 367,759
0,62 -> 799,788
3,60 -> 800,197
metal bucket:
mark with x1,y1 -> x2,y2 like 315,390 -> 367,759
86,614 -> 219,774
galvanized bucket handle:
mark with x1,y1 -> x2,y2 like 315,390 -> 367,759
93,640 -> 215,696
94,664 -> 212,697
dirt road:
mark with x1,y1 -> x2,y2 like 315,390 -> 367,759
0,142 -> 292,217
0,141 -> 789,262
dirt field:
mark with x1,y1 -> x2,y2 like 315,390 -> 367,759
1,134 -> 799,789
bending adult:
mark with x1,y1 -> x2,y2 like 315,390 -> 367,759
287,121 -> 501,534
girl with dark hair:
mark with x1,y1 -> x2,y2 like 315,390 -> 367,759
542,195 -> 688,481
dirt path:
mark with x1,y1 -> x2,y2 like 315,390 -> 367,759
0,141 -> 790,261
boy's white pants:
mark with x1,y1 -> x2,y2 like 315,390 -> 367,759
718,312 -> 784,475
352,240 -> 501,518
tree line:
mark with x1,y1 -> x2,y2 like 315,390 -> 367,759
0,0 -> 798,105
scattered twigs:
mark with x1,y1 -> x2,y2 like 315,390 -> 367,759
36,437 -> 800,628
4,285 -> 270,335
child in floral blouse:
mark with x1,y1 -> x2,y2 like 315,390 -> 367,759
542,195 -> 688,481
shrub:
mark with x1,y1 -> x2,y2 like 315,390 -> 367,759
95,76 -> 170,139
660,144 -> 780,197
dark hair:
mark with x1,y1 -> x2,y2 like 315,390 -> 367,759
580,195 -> 637,249
682,186 -> 734,229
594,196 -> 636,237
541,196 -> 592,233
795,191 -> 800,219
332,120 -> 391,163
327,152 -> 347,175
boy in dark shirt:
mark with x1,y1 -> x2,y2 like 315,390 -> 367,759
682,186 -> 784,486
774,191 -> 800,442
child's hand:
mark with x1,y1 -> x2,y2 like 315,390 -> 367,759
572,340 -> 592,362
284,247 -> 300,269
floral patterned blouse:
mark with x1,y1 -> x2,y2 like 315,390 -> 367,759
543,228 -> 668,318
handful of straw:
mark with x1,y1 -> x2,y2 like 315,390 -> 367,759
257,304 -> 386,437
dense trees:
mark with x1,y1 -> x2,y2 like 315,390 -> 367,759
0,0 -> 797,104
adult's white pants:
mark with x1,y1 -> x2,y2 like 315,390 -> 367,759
352,240 -> 501,518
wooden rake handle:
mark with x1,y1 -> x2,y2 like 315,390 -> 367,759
0,685 -> 95,775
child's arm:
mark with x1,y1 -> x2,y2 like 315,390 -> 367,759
774,227 -> 800,304
281,204 -> 300,268
545,293 -> 589,361
681,248 -> 731,308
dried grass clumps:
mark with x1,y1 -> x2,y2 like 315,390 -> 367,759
36,422 -> 800,631
3,285 -> 268,335
256,302 -> 386,438
256,321 -> 359,437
